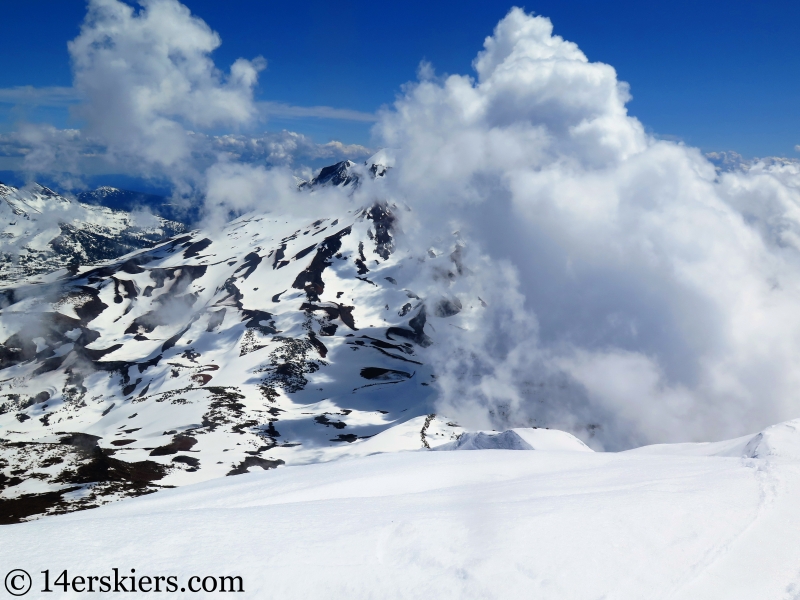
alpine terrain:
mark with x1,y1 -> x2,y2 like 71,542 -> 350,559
0,182 -> 185,284
0,157 -> 467,522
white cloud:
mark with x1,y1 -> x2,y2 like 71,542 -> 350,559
9,2 -> 800,450
0,128 -> 370,182
365,7 -> 800,448
2,0 -> 373,199
208,130 -> 371,166
0,86 -> 82,107
259,102 -> 377,122
66,0 -> 265,178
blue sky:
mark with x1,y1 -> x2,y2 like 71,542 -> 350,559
1,0 -> 799,158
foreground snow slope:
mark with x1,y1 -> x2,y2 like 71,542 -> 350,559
5,433 -> 800,599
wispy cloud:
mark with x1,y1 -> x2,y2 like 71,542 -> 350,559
0,86 -> 378,124
259,101 -> 378,122
0,86 -> 82,107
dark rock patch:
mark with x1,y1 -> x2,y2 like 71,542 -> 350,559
32,354 -> 68,376
292,226 -> 352,301
314,414 -> 347,429
434,298 -> 462,318
294,244 -> 317,261
192,373 -> 212,386
366,203 -> 395,260
183,238 -> 212,258
386,305 -> 433,348
360,367 -> 412,381
319,322 -> 338,336
307,332 -> 328,358
300,302 -> 358,330
149,435 -> 197,456
0,488 -> 82,525
272,243 -> 287,268
234,252 -> 262,279
59,433 -> 101,451
226,456 -> 284,476
355,242 -> 369,274
201,387 -> 247,432
172,455 -> 200,471
112,277 -> 138,304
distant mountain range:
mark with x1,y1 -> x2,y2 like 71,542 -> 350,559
0,182 -> 185,284
76,186 -> 197,224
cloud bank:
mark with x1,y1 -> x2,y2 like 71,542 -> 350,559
364,7 -> 800,448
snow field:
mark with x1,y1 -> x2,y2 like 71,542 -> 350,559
5,438 -> 800,599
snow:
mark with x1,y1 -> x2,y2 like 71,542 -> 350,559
4,426 -> 800,599
0,182 -> 184,283
625,418 -> 800,460
0,198 -> 473,518
2,168 -> 800,597
435,428 -> 594,452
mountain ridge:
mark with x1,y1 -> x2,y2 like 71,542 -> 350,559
0,159 -> 468,522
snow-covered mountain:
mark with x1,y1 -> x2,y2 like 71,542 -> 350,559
4,167 -> 800,598
297,158 -> 389,190
0,182 -> 185,284
77,186 -> 192,223
0,161 -> 471,522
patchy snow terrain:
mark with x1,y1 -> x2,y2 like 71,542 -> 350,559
0,158 -> 473,521
0,182 -> 185,283
4,420 -> 800,599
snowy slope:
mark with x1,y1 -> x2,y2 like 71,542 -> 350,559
0,162 -> 470,521
434,428 -> 593,451
0,182 -> 185,283
4,421 -> 800,599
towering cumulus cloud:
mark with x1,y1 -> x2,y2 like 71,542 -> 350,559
68,0 -> 265,187
371,8 -> 800,448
